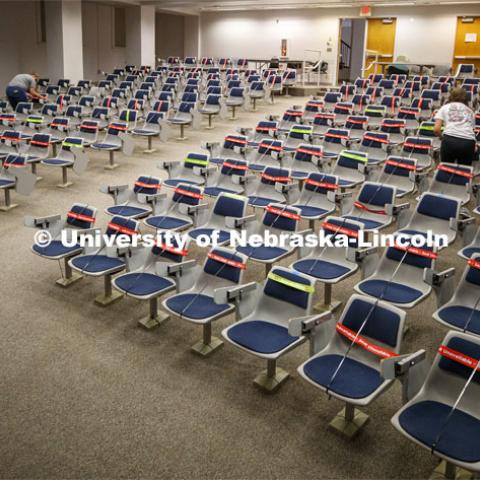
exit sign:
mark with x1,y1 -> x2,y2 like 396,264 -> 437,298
360,5 -> 371,16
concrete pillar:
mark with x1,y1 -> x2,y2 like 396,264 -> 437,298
45,0 -> 84,82
126,6 -> 156,68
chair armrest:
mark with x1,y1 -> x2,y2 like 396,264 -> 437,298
138,192 -> 167,204
158,160 -> 177,170
385,202 -> 410,216
24,214 -> 61,229
327,190 -> 352,203
213,281 -> 257,304
225,214 -> 256,229
288,311 -> 334,336
423,267 -> 455,286
295,228 -> 313,237
193,165 -> 216,177
275,181 -> 298,194
346,246 -> 378,263
99,184 -> 128,195
167,259 -> 197,276
185,202 -> 209,215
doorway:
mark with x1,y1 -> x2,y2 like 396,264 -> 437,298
364,17 -> 397,77
338,18 -> 366,84
453,16 -> 480,73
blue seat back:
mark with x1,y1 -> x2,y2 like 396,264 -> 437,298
264,267 -> 312,309
417,194 -> 458,220
66,204 -> 96,229
204,248 -> 244,283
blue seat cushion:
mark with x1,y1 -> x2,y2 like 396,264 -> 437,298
114,273 -> 174,296
204,186 -> 239,197
437,306 -> 480,335
303,354 -> 384,399
343,215 -> 385,230
168,118 -> 190,125
293,258 -> 351,280
163,178 -> 198,187
132,129 -> 157,136
249,164 -> 266,172
227,320 -> 299,354
106,205 -> 150,217
0,178 -> 15,188
248,196 -> 283,207
165,293 -> 230,320
209,157 -> 224,165
91,143 -> 119,150
189,228 -> 231,244
358,279 -> 423,304
338,178 -> 356,187
291,170 -> 310,180
460,247 -> 480,259
399,400 -> 480,463
42,158 -> 72,166
293,204 -> 329,218
33,240 -> 82,258
236,245 -> 288,261
71,255 -> 125,274
145,216 -> 191,230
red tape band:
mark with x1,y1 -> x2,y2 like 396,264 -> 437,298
223,161 -> 248,170
403,142 -> 431,150
110,124 -> 127,131
175,187 -> 203,199
256,126 -> 277,132
30,140 -> 49,147
67,212 -> 95,223
385,160 -> 416,171
107,223 -> 138,236
156,243 -> 189,256
364,134 -> 389,144
391,243 -> 438,259
326,133 -> 349,140
225,136 -> 247,145
468,258 -> 480,270
438,345 -> 480,371
354,201 -> 386,215
336,323 -> 398,359
261,174 -> 290,183
322,221 -> 358,237
207,252 -> 246,269
135,181 -> 160,189
306,179 -> 337,189
259,143 -> 282,152
297,148 -> 323,157
266,206 -> 300,220
437,164 -> 473,179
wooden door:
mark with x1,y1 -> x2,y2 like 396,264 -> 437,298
453,16 -> 480,73
364,18 -> 396,76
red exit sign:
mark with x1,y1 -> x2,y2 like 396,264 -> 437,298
360,5 -> 371,16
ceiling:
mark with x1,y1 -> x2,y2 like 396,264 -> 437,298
109,0 -> 480,15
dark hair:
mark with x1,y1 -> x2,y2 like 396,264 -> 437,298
448,87 -> 468,106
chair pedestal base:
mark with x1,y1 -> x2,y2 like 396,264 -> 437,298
314,299 -> 341,313
253,359 -> 289,393
314,284 -> 342,313
95,275 -> 123,306
0,190 -> 18,211
191,336 -> 224,357
138,298 -> 170,329
105,151 -> 118,170
104,163 -> 119,170
205,114 -> 214,129
143,136 -> 156,153
95,290 -> 123,306
191,322 -> 223,357
431,461 -> 474,480
329,404 -> 369,439
56,272 -> 83,287
56,259 -> 83,287
138,311 -> 170,329
57,181 -> 73,189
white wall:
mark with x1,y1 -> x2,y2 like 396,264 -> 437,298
140,6 -> 156,67
184,15 -> 200,58
200,9 -> 341,83
200,4 -> 480,85
156,13 -> 185,59
82,2 -> 127,81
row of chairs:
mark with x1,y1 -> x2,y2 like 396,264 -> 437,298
22,65 -> 480,477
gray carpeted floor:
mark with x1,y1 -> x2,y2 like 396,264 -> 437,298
0,95 -> 471,479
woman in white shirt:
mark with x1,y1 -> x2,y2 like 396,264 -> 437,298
434,87 -> 476,165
